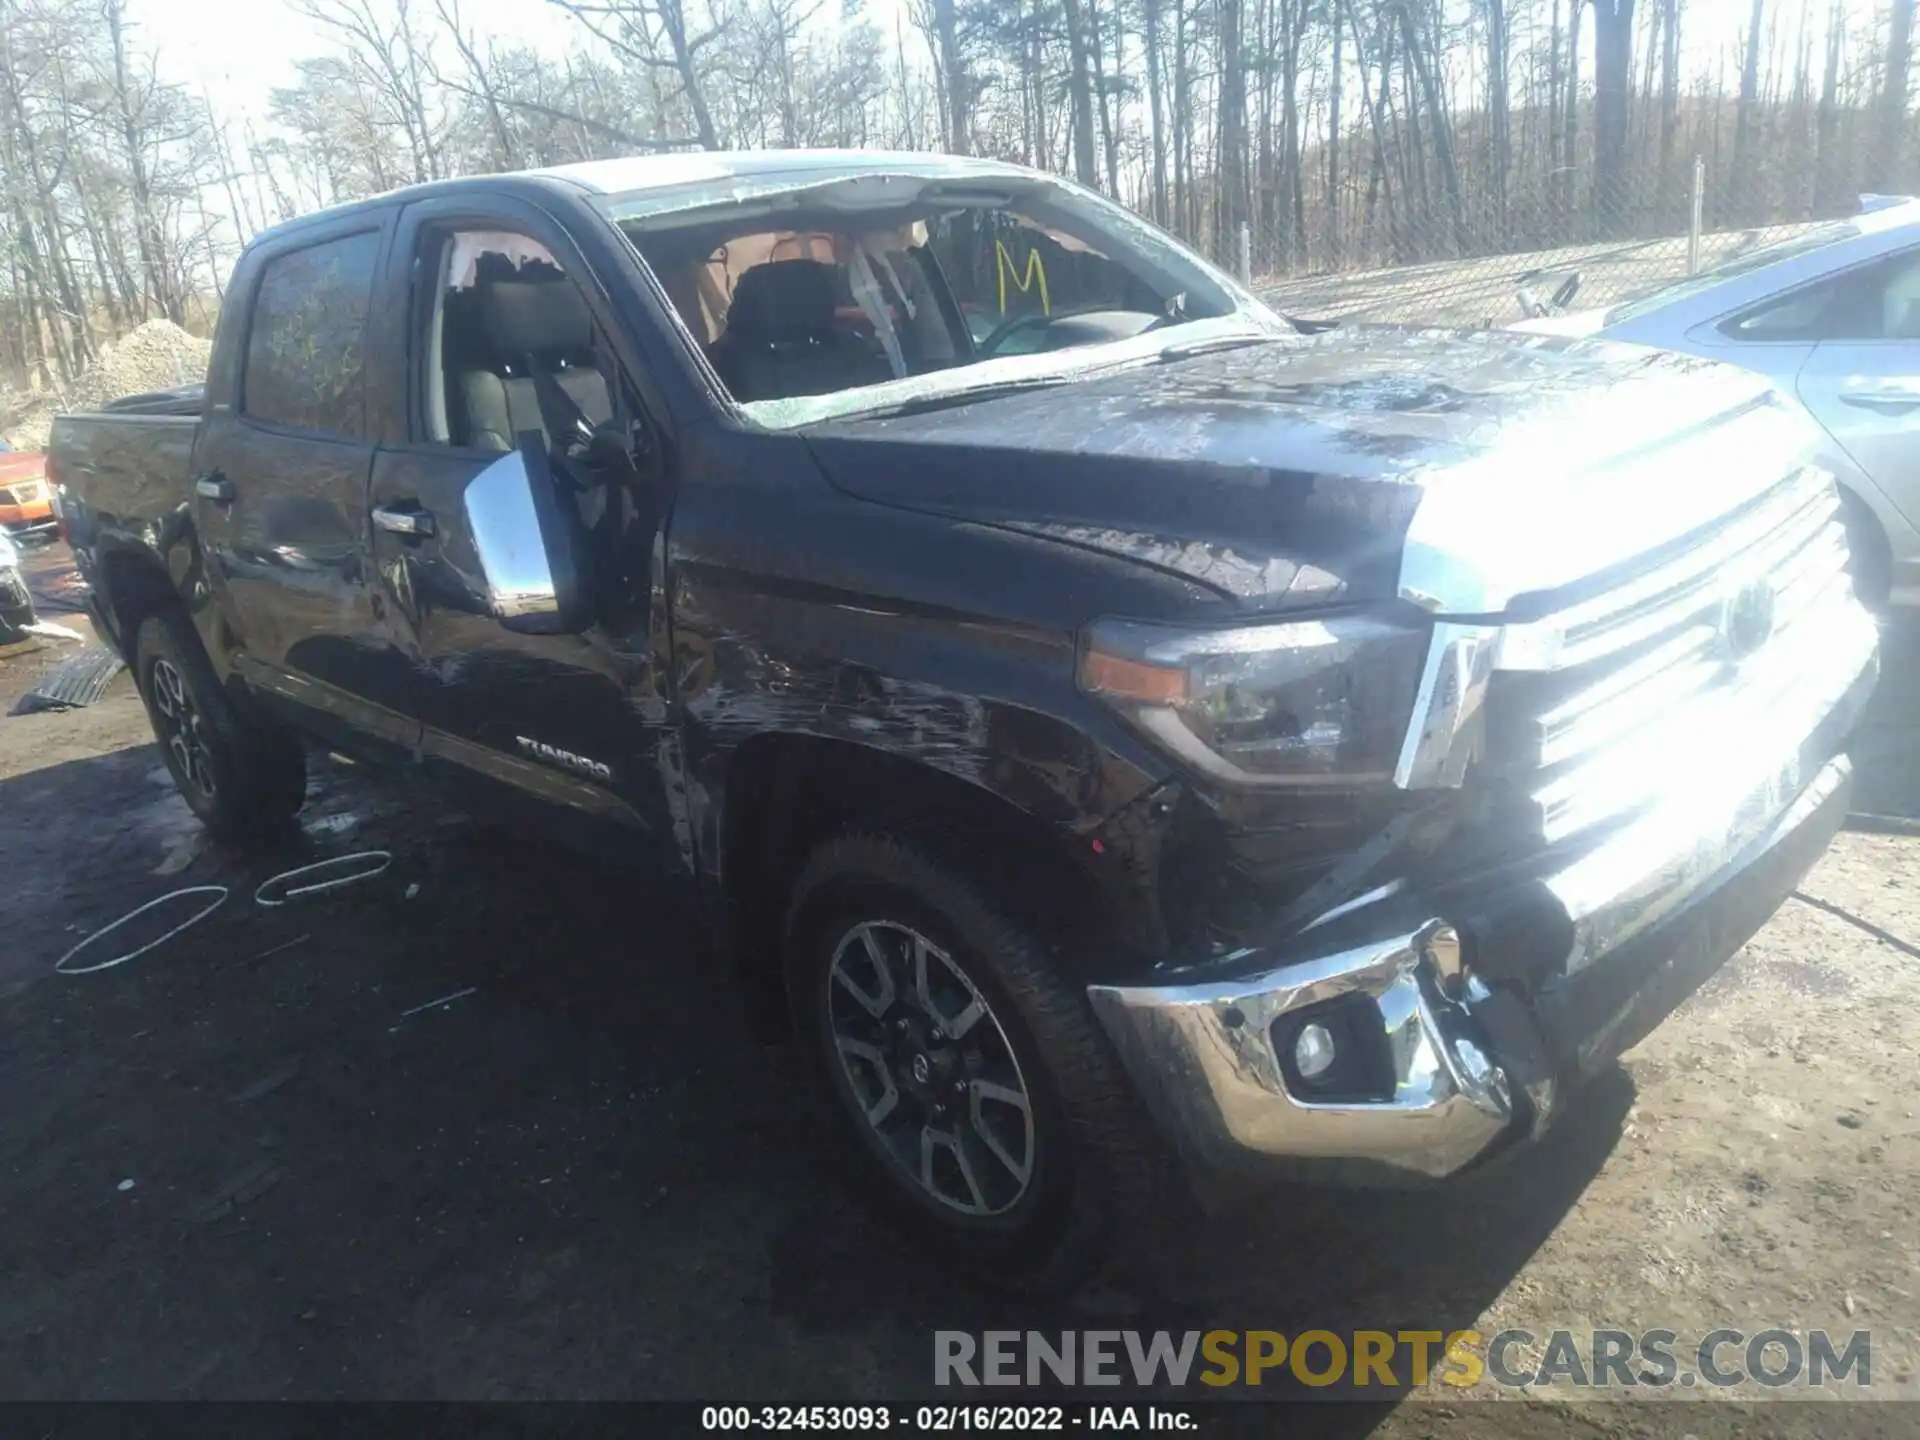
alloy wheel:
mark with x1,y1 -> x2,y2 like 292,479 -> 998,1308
824,919 -> 1037,1218
150,657 -> 216,800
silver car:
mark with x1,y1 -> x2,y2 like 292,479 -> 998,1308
1514,197 -> 1920,606
0,527 -> 34,643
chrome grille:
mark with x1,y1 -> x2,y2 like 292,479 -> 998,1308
1488,467 -> 1858,846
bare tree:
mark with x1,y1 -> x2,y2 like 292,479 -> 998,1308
1484,0 -> 1511,240
5,0 -> 1920,401
1591,0 -> 1636,230
1654,0 -> 1684,220
100,0 -> 183,321
1059,0 -> 1101,187
1396,0 -> 1468,249
1215,0 -> 1247,265
1325,0 -> 1342,252
294,0 -> 447,182
909,0 -> 968,155
434,0 -> 521,166
1142,0 -> 1169,223
551,0 -> 723,148
1730,0 -> 1766,216
1879,0 -> 1914,185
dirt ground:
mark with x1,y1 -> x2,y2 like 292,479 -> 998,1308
2,542 -> 1916,1432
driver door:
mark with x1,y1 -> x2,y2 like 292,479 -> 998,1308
365,196 -> 678,865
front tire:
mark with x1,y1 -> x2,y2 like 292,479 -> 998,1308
1840,490 -> 1892,612
784,831 -> 1165,1291
134,607 -> 307,841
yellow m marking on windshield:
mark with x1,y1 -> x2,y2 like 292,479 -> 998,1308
995,240 -> 1050,316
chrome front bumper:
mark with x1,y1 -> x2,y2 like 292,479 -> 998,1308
1087,605 -> 1877,1184
1090,921 -> 1517,1181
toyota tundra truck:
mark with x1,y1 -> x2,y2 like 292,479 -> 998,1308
48,151 -> 1878,1287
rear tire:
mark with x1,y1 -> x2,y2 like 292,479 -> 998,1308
784,830 -> 1167,1292
133,607 -> 306,841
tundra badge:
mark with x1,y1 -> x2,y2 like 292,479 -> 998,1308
514,735 -> 614,782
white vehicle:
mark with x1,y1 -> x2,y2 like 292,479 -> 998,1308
1515,197 -> 1920,606
0,526 -> 35,642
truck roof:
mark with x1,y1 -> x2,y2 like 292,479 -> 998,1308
245,148 -> 1039,248
533,149 -> 1034,194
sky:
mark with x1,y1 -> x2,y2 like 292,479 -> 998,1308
130,0 -> 568,120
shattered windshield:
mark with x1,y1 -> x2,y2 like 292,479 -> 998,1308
598,170 -> 1284,427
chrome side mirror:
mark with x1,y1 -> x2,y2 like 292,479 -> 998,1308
462,436 -> 592,635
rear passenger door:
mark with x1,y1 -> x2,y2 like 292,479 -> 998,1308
194,214 -> 418,758
363,195 -> 678,864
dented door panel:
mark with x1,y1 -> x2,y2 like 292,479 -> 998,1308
365,442 -> 679,868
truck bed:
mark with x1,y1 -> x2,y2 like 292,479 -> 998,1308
49,410 -> 201,649
102,383 -> 205,418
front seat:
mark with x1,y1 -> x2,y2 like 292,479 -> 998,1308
456,278 -> 612,451
709,259 -> 891,402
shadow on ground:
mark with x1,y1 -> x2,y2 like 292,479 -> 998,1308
2,578 -> 1914,1415
1849,612 -> 1920,822
0,736 -> 1633,1414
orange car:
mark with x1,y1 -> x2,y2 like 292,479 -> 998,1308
0,443 -> 56,537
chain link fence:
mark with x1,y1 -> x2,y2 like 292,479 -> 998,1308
1249,122 -> 1914,329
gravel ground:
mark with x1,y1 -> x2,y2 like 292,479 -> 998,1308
1,546 -> 1916,1433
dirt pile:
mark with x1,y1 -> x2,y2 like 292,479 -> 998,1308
1,319 -> 212,450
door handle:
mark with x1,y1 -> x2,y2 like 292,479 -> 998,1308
372,503 -> 436,538
1840,391 -> 1920,414
194,473 -> 235,503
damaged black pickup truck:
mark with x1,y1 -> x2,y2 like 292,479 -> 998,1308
49,151 -> 1877,1286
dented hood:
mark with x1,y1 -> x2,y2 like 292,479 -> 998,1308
802,326 -> 1791,614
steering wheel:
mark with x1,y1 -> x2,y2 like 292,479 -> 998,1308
975,310 -> 1055,358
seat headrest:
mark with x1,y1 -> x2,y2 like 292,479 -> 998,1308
726,259 -> 839,343
481,279 -> 594,357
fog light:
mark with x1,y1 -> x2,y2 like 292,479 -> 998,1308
1294,1022 -> 1337,1080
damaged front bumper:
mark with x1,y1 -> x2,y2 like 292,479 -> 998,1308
1088,747 -> 1858,1184
1090,915 -> 1521,1183
1088,471 -> 1879,1185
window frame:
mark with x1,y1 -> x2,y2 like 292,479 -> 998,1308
422,233 -> 454,445
402,222 -> 502,460
1716,242 -> 1920,346
405,223 -> 616,459
237,223 -> 388,442
389,198 -> 664,463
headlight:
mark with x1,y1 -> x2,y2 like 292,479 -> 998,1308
1079,613 -> 1428,785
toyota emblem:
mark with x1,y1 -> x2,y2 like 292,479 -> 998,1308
1719,579 -> 1777,662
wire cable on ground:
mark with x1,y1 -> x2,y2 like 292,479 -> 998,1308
254,852 -> 392,907
1791,890 -> 1920,961
55,886 -> 230,976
